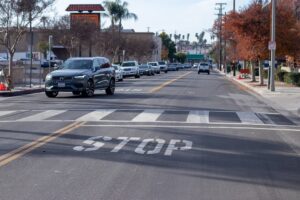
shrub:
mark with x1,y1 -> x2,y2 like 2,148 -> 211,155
276,71 -> 287,82
284,72 -> 300,86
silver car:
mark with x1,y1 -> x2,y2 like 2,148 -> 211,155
147,62 -> 161,74
113,64 -> 124,81
121,61 -> 140,78
158,61 -> 168,73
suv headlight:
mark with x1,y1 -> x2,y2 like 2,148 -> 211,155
45,74 -> 52,81
74,75 -> 86,79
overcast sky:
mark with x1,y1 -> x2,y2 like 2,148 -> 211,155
53,0 -> 252,42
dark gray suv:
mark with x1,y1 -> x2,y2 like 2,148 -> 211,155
45,57 -> 116,98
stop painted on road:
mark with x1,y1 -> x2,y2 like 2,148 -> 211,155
73,136 -> 193,156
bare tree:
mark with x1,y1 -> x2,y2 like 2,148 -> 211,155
0,0 -> 54,88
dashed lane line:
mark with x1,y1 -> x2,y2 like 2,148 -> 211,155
149,72 -> 192,93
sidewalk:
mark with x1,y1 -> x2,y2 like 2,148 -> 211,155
0,84 -> 44,97
219,70 -> 300,120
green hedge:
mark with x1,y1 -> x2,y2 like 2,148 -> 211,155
284,72 -> 300,86
276,71 -> 287,82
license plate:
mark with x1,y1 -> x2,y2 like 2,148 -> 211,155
58,82 -> 65,87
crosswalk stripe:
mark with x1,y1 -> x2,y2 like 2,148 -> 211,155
17,110 -> 67,121
186,111 -> 209,123
132,109 -> 164,122
0,111 -> 17,117
76,110 -> 116,121
236,112 -> 264,124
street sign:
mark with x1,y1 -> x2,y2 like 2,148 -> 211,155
268,41 -> 276,50
262,0 -> 271,8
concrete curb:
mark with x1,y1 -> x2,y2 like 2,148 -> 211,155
0,88 -> 44,97
215,70 -> 300,125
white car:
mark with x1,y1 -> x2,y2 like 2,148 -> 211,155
147,62 -> 161,74
198,63 -> 210,75
112,64 -> 123,81
121,61 -> 140,78
158,61 -> 168,73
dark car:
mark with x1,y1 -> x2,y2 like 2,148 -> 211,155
139,64 -> 154,76
45,57 -> 116,98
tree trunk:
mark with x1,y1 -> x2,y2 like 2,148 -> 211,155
259,60 -> 264,85
251,61 -> 256,82
7,52 -> 14,89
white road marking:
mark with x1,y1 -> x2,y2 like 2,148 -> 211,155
76,109 -> 116,121
73,136 -> 112,152
186,110 -> 209,123
73,136 -> 192,156
237,112 -> 264,124
17,110 -> 66,121
81,124 -> 300,132
0,111 -> 17,117
164,140 -> 193,156
132,109 -> 164,122
135,139 -> 165,154
111,137 -> 140,153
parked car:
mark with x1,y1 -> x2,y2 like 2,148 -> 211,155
147,62 -> 161,74
45,57 -> 116,98
198,63 -> 210,75
177,63 -> 184,70
184,63 -> 192,69
112,64 -> 123,81
139,64 -> 154,76
121,61 -> 140,78
167,63 -> 178,71
41,60 -> 63,68
158,61 -> 168,73
193,63 -> 198,68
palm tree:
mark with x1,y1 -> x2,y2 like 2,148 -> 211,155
115,0 -> 138,32
103,0 -> 120,30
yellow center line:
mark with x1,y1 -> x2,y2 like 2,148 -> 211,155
150,71 -> 192,93
0,121 -> 86,168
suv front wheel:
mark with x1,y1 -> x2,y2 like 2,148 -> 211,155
106,79 -> 115,95
82,80 -> 94,97
45,91 -> 58,98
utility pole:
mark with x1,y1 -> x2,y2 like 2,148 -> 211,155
233,0 -> 236,12
223,12 -> 227,73
215,3 -> 226,71
270,0 -> 276,92
29,11 -> 33,88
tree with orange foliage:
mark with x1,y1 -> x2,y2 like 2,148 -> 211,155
218,0 -> 300,85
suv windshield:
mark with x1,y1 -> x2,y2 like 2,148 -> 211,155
149,63 -> 158,66
122,62 -> 136,67
62,59 -> 93,70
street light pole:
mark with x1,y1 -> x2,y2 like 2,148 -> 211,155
29,11 -> 33,88
48,35 -> 53,74
270,0 -> 276,92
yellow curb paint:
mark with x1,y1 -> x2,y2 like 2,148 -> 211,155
0,121 -> 85,168
150,72 -> 192,93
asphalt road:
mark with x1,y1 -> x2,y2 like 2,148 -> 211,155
0,69 -> 300,200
